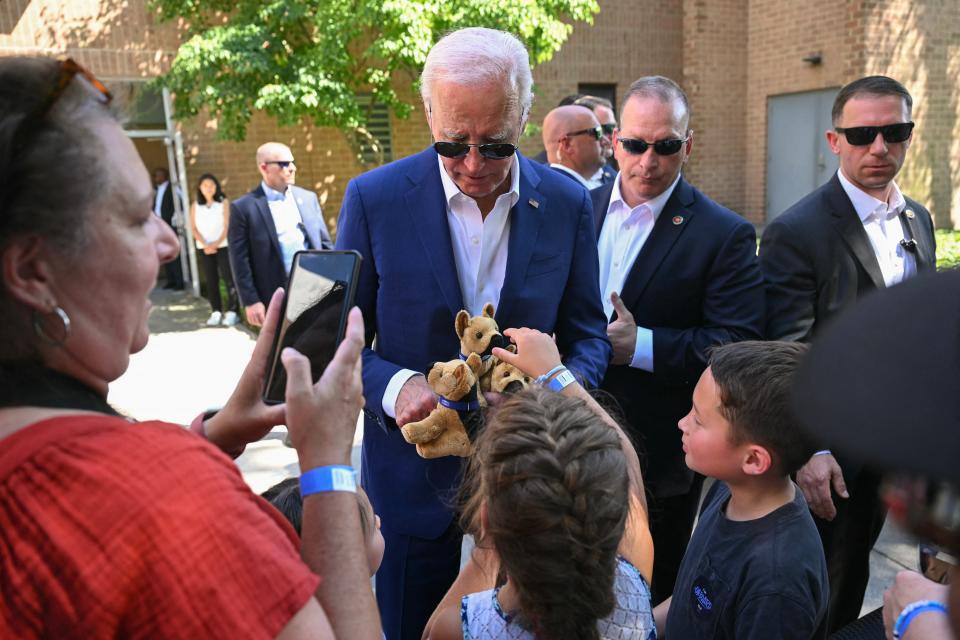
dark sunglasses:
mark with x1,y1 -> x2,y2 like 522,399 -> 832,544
600,123 -> 616,136
618,136 -> 687,156
433,141 -> 518,160
564,126 -> 603,141
835,122 -> 914,146
12,58 -> 112,153
265,160 -> 296,169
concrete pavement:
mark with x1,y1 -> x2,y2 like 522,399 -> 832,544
111,286 -> 920,615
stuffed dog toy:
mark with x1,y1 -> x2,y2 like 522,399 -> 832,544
488,359 -> 532,395
400,353 -> 484,459
455,302 -> 512,396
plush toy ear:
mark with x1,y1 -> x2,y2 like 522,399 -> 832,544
453,365 -> 465,382
455,310 -> 470,338
482,302 -> 495,319
466,352 -> 483,375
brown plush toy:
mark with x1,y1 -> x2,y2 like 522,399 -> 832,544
487,359 -> 532,395
455,302 -> 512,396
400,353 -> 484,459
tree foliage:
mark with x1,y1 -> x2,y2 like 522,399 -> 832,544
151,0 -> 600,142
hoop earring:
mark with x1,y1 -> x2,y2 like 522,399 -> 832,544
33,306 -> 71,346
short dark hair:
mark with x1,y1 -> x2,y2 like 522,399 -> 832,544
708,341 -> 813,476
574,95 -> 614,112
557,93 -> 584,107
262,477 -> 375,540
832,76 -> 913,125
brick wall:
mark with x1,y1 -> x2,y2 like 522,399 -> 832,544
523,0 -> 684,156
741,0 -> 852,224
4,0 -> 957,228
681,0 -> 748,214
861,0 -> 960,227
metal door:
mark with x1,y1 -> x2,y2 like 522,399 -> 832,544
766,88 -> 840,223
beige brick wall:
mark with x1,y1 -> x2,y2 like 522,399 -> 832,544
681,0 -> 748,214
4,0 -> 957,228
861,0 -> 960,227
523,0 -> 684,156
742,0 -> 853,224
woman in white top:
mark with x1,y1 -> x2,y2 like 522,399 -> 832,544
191,173 -> 239,326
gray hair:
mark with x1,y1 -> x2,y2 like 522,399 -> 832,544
622,76 -> 690,131
0,56 -> 114,359
420,27 -> 534,120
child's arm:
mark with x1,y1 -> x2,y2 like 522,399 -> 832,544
653,595 -> 671,637
422,545 -> 499,640
493,328 -> 654,582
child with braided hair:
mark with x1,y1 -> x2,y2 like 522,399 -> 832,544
424,328 -> 656,640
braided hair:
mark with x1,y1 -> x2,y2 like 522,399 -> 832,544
461,387 -> 629,640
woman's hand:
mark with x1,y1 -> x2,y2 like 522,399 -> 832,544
282,307 -> 365,470
491,327 -> 562,378
203,288 -> 287,453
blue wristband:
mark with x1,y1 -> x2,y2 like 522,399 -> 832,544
545,368 -> 577,392
893,600 -> 948,639
300,465 -> 357,496
535,365 -> 566,387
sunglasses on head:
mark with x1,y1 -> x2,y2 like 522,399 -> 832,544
835,122 -> 914,146
433,141 -> 518,160
265,160 -> 295,169
564,126 -> 603,141
618,136 -> 687,156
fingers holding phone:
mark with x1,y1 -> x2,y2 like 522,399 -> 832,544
284,307 -> 366,471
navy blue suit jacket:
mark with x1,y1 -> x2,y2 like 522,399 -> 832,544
337,148 -> 611,538
228,185 -> 332,307
592,178 -> 764,497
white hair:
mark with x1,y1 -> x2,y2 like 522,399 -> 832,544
420,27 -> 533,120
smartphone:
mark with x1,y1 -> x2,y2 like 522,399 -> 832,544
262,250 -> 363,404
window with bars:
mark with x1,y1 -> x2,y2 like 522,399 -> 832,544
354,94 -> 393,166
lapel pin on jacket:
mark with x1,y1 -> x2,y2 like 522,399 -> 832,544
904,209 -> 915,219
528,198 -> 539,209
672,215 -> 684,225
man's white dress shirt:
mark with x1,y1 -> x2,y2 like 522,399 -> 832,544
382,155 -> 521,418
836,169 -> 915,287
261,181 -> 308,274
597,173 -> 682,372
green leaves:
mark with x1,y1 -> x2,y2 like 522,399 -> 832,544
150,0 -> 599,143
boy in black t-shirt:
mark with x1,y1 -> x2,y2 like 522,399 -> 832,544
653,341 -> 829,639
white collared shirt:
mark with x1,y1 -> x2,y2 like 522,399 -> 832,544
382,154 -> 521,418
836,170 -> 915,287
588,166 -> 611,190
598,172 -> 682,372
261,181 -> 307,274
550,163 -> 592,191
153,181 -> 169,217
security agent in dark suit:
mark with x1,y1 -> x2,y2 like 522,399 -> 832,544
759,75 -> 936,633
228,142 -> 332,327
592,76 -> 765,604
542,105 -> 607,190
152,167 -> 184,290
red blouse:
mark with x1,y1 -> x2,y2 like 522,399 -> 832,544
0,415 -> 320,638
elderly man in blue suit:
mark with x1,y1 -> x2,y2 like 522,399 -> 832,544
590,76 -> 765,605
335,27 -> 611,640
228,142 -> 332,326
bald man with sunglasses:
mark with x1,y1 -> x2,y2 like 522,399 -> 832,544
228,142 -> 333,326
759,75 -> 936,633
590,75 -> 765,604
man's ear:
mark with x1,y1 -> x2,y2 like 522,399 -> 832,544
825,129 -> 841,155
455,310 -> 470,338
2,235 -> 57,312
742,444 -> 773,476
